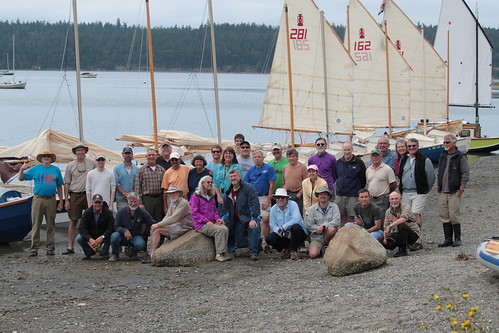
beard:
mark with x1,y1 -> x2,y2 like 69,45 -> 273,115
129,205 -> 138,211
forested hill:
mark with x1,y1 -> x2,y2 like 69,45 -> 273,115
0,20 -> 498,78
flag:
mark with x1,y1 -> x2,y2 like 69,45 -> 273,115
378,0 -> 386,15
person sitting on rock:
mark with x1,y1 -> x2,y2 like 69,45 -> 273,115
144,185 -> 193,263
266,188 -> 308,260
349,189 -> 384,241
306,186 -> 340,259
76,194 -> 114,260
190,176 -> 230,262
383,192 -> 420,257
109,192 -> 156,262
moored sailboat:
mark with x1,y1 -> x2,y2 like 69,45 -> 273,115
0,35 -> 27,89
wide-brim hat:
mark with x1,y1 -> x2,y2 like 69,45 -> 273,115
72,142 -> 89,154
36,150 -> 57,163
314,185 -> 333,198
165,185 -> 183,195
272,188 -> 290,199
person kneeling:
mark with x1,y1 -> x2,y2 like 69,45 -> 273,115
383,192 -> 420,257
190,176 -> 230,262
306,186 -> 340,259
76,194 -> 114,260
266,188 -> 308,260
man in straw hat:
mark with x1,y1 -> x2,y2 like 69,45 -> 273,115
267,188 -> 308,260
306,186 -> 340,259
19,150 -> 64,256
62,142 -> 96,255
143,185 -> 192,263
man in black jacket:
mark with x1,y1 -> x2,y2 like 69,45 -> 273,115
76,194 -> 114,260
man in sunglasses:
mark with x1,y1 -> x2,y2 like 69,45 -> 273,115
399,138 -> 435,251
19,150 -> 64,257
86,153 -> 116,212
206,144 -> 223,175
236,140 -> 254,179
114,147 -> 138,211
308,138 -> 337,193
161,152 -> 190,214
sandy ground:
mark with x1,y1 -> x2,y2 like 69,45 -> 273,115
0,155 -> 498,333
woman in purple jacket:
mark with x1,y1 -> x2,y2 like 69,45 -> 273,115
189,175 -> 231,262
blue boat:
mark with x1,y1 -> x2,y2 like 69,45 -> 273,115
476,239 -> 499,273
0,188 -> 33,243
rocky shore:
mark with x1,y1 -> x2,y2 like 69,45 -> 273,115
1,155 -> 498,333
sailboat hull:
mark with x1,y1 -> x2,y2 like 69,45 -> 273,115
0,81 -> 26,89
0,195 -> 33,243
469,137 -> 499,153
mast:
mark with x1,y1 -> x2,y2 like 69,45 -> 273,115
145,0 -> 159,150
208,0 -> 222,145
474,2 -> 481,137
446,25 -> 450,131
72,0 -> 84,142
421,27 -> 427,136
320,11 -> 330,142
383,20 -> 393,138
11,35 -> 15,83
284,4 -> 295,147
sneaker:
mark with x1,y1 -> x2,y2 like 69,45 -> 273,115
409,243 -> 423,251
290,251 -> 298,260
62,248 -> 75,255
250,255 -> 258,261
46,250 -> 55,256
140,255 -> 152,264
124,244 -> 134,258
108,254 -> 119,262
215,254 -> 230,262
264,245 -> 273,253
280,248 -> 291,259
394,250 -> 408,257
29,251 -> 38,257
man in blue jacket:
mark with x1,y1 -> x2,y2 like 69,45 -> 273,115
222,169 -> 261,260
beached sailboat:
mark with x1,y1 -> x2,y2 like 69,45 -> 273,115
434,0 -> 497,153
0,35 -> 27,89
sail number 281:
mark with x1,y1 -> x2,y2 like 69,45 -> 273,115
353,41 -> 372,61
290,29 -> 309,50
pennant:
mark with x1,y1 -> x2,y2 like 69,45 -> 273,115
378,0 -> 386,15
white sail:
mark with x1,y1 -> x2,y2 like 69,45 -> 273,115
259,0 -> 356,135
383,0 -> 447,121
345,0 -> 412,130
434,0 -> 493,106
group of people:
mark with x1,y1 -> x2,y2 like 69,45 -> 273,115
20,131 -> 469,262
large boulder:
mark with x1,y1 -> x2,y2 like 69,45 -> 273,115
152,230 -> 216,267
324,224 -> 387,276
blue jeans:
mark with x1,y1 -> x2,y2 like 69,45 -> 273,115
76,234 -> 111,256
230,219 -> 261,255
345,222 -> 384,241
110,231 -> 146,256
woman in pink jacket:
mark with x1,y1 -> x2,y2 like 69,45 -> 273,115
189,175 -> 231,262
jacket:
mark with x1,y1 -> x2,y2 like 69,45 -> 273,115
221,181 -> 261,226
157,197 -> 193,229
437,149 -> 469,193
77,206 -> 115,241
335,156 -> 366,197
306,202 -> 340,240
114,206 -> 156,237
399,151 -> 434,194
190,193 -> 221,230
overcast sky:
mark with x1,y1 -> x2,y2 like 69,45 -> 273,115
2,0 -> 497,29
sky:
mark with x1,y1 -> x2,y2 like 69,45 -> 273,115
2,0 -> 498,29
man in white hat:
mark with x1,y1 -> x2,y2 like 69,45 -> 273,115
156,142 -> 185,171
19,150 -> 64,256
161,151 -> 190,214
267,188 -> 308,260
144,185 -> 193,263
306,186 -> 340,259
62,142 -> 96,255
85,153 -> 115,211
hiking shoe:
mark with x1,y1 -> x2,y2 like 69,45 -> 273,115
409,243 -> 423,251
250,255 -> 258,261
62,248 -> 75,255
29,251 -> 38,257
124,244 -> 134,258
140,255 -> 152,264
108,254 -> 118,262
290,251 -> 298,260
264,245 -> 273,253
394,250 -> 408,257
280,248 -> 291,259
46,250 -> 55,256
215,254 -> 231,262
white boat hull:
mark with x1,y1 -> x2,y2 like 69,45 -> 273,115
476,239 -> 499,273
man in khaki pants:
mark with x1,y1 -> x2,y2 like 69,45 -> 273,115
19,150 -> 64,256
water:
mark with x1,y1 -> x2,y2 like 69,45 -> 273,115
1,70 -> 498,152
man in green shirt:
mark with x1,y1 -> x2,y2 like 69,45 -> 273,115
268,142 -> 289,194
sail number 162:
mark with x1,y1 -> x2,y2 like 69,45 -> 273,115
353,41 -> 372,62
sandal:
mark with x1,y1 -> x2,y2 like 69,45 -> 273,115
62,248 -> 75,255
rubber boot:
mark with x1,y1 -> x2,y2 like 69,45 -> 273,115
452,224 -> 461,247
438,223 -> 454,247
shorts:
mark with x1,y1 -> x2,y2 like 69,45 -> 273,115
309,236 -> 328,249
334,196 -> 357,216
258,196 -> 271,217
166,223 -> 192,240
401,192 -> 427,214
68,192 -> 88,221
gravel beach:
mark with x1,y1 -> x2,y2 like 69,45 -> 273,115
1,155 -> 498,333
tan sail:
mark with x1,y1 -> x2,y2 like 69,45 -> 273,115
345,0 -> 412,130
383,0 -> 447,122
258,0 -> 356,135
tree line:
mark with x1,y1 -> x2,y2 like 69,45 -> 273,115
0,20 -> 497,78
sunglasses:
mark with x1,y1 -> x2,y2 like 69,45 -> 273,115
407,145 -> 417,148
240,146 -> 250,149
443,141 -> 451,144
212,150 -> 221,153
42,155 -> 52,158
275,196 -> 287,199
97,158 -> 106,161
316,143 -> 326,146
170,158 -> 179,161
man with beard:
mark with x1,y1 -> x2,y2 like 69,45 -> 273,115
114,147 -> 138,211
62,142 -> 96,255
161,151 -> 190,212
109,192 -> 156,261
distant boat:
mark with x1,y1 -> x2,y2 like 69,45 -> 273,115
0,35 -> 27,90
0,188 -> 33,243
80,72 -> 97,78
476,238 -> 499,273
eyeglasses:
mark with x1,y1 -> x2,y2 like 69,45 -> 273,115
407,145 -> 417,148
212,150 -> 221,153
240,146 -> 250,149
443,141 -> 451,144
205,181 -> 213,184
316,143 -> 326,146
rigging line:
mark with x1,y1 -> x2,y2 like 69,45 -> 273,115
199,20 -> 210,73
261,26 -> 279,74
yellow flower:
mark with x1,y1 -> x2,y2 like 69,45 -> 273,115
461,320 -> 470,328
446,304 -> 452,309
471,306 -> 479,311
436,306 -> 441,310
434,295 -> 440,300
452,320 -> 458,326
468,312 -> 474,317
462,294 -> 469,299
